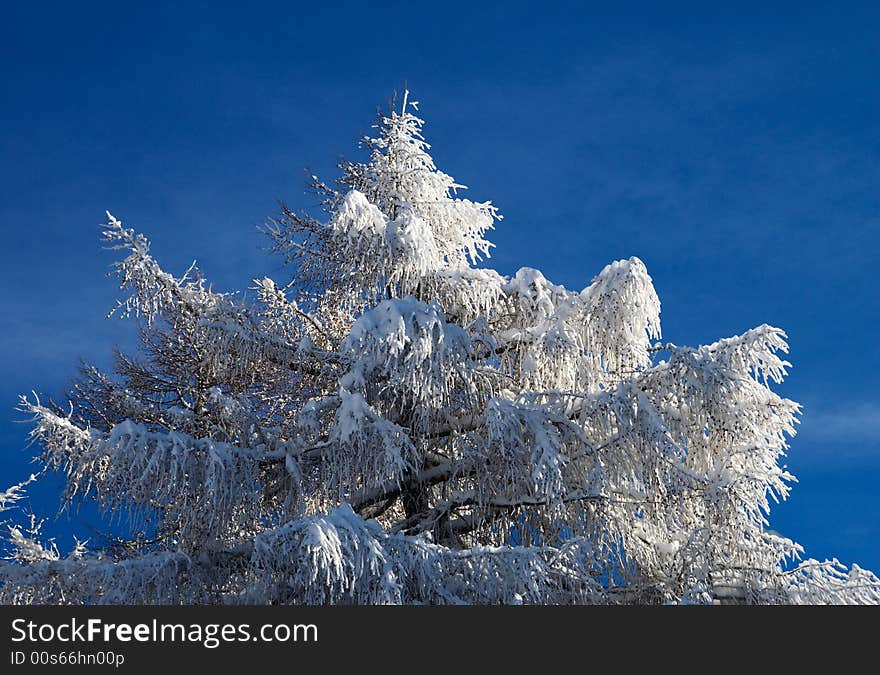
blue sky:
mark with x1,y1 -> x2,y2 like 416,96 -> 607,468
1,2 -> 878,569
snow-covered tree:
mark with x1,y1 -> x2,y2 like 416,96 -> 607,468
3,92 -> 878,605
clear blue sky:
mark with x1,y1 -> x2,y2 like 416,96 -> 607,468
1,2 -> 878,570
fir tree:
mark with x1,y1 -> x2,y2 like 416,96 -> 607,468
3,92 -> 878,604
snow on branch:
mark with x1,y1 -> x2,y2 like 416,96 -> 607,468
340,297 -> 483,434
579,257 -> 661,386
783,559 -> 880,605
0,550 -> 197,605
359,99 -> 499,267
501,267 -> 584,391
21,399 -> 262,545
103,215 -> 334,384
472,397 -> 587,509
103,212 -> 229,324
246,504 -> 601,604
325,390 -> 419,498
0,474 -> 37,513
498,258 -> 661,392
639,325 -> 800,516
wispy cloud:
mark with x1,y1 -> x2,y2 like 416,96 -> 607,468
798,402 -> 880,443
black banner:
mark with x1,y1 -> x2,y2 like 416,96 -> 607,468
0,604 -> 869,669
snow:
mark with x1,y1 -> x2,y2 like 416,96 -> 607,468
330,190 -> 388,238
3,92 -> 877,606
339,297 -> 477,436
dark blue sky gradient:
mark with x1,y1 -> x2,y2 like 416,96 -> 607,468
1,2 -> 878,569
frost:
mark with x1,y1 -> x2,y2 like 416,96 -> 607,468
340,297 -> 480,434
3,91 -> 876,605
0,474 -> 37,513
